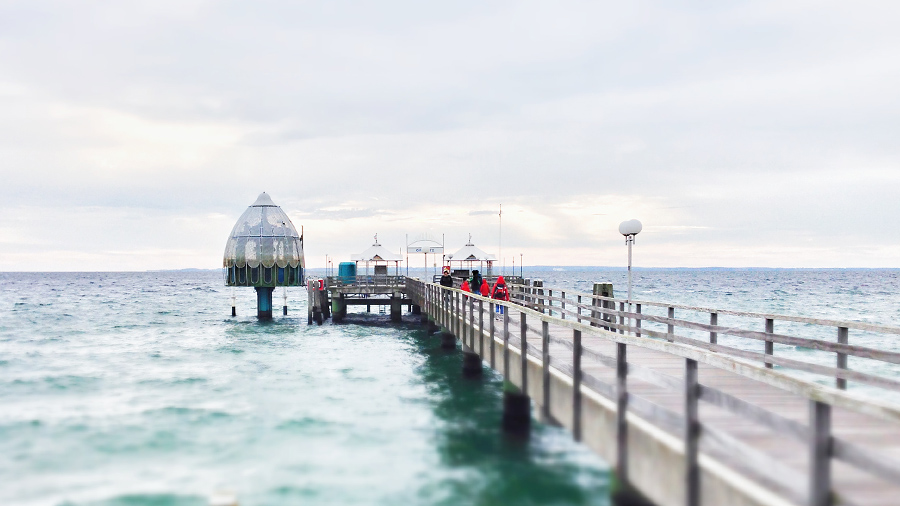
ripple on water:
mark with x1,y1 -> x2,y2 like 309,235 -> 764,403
75,493 -> 207,506
8,269 -> 897,505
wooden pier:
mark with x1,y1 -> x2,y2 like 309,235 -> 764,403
305,273 -> 900,505
308,275 -> 410,323
399,278 -> 900,506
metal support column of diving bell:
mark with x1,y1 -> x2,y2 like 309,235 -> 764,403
255,287 -> 274,319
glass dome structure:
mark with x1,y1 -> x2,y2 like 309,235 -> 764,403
223,192 -> 304,287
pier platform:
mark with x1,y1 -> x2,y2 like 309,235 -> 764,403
404,278 -> 900,506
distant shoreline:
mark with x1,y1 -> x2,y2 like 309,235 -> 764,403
3,266 -> 900,274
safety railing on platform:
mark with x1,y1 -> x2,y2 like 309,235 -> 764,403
325,275 -> 407,288
507,281 -> 900,393
404,278 -> 900,506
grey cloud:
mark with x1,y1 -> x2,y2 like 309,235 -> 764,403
1,1 -> 900,268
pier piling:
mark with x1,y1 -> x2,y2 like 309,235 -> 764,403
390,297 -> 402,322
502,390 -> 531,435
440,331 -> 456,349
462,350 -> 482,377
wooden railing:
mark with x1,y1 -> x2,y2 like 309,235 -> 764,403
508,282 -> 900,393
404,278 -> 900,506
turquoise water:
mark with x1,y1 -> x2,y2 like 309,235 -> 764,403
3,269 -> 899,505
0,272 -> 607,506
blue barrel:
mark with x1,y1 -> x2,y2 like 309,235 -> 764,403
338,262 -> 357,284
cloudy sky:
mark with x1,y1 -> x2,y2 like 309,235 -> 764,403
1,1 -> 899,270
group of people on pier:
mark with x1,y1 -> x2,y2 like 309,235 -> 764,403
439,268 -> 510,306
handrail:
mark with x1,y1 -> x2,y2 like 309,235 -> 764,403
508,281 -> 900,392
405,278 -> 900,506
510,282 -> 900,335
416,280 -> 900,422
325,275 -> 407,287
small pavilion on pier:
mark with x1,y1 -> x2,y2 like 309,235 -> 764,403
351,235 -> 403,277
447,235 -> 496,278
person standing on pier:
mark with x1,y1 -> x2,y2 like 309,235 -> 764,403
440,268 -> 453,288
470,270 -> 483,294
440,268 -> 454,302
491,276 -> 510,314
461,279 -> 470,292
480,278 -> 490,297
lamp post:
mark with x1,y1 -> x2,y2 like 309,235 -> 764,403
619,219 -> 642,334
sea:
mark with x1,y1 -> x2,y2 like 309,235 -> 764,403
2,268 -> 899,506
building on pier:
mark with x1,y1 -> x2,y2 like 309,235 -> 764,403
223,192 -> 304,318
350,235 -> 403,278
447,235 -> 496,278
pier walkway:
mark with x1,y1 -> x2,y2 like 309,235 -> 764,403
402,278 -> 900,506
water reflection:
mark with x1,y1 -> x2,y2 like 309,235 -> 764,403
409,323 -> 610,506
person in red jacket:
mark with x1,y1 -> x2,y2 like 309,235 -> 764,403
480,278 -> 490,297
460,279 -> 470,292
491,275 -> 510,314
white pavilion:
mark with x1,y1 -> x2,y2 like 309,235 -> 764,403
447,235 -> 496,278
351,235 -> 403,277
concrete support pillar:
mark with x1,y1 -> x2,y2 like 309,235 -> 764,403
255,287 -> 274,319
332,296 -> 346,323
502,390 -> 531,435
390,297 -> 402,322
462,350 -> 482,378
440,331 -> 456,349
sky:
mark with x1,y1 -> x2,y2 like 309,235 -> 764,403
1,1 -> 899,270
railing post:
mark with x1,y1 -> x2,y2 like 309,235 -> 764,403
561,291 -> 566,319
685,358 -> 700,506
590,294 -> 599,328
836,327 -> 848,390
455,291 -> 460,339
548,289 -> 553,316
542,321 -> 550,420
520,312 -> 528,393
573,329 -> 582,441
616,342 -> 628,483
466,295 -> 475,351
593,283 -> 614,331
809,400 -> 832,506
667,306 -> 675,342
635,303 -> 642,337
479,299 -> 484,358
503,310 -> 510,382
534,280 -> 545,314
577,295 -> 582,323
489,302 -> 496,369
765,318 -> 774,369
603,299 -> 611,331
710,312 -> 718,344
618,301 -> 625,334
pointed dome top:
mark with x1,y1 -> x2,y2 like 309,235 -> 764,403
251,192 -> 277,207
223,192 -> 304,274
